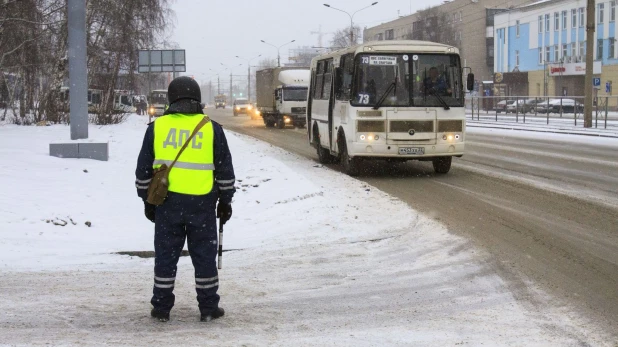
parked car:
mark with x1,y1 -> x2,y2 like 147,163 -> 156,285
506,99 -> 526,113
535,98 -> 583,113
494,99 -> 515,113
519,98 -> 545,113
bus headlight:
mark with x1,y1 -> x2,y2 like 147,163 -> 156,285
442,134 -> 460,141
149,107 -> 155,115
248,105 -> 253,110
360,134 -> 379,141
236,106 -> 240,111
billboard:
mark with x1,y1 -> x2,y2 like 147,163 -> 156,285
138,49 -> 186,73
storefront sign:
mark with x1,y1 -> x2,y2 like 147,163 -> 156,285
548,62 -> 601,76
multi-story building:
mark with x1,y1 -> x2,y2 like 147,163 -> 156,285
494,0 -> 618,98
363,0 -> 535,86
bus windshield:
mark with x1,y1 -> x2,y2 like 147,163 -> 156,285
283,87 -> 308,101
150,92 -> 167,104
352,53 -> 462,108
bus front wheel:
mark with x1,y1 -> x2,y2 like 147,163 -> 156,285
339,133 -> 361,176
432,156 -> 452,174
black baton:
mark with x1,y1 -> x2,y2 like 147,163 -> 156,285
218,222 -> 223,269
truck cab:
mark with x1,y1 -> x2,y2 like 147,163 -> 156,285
256,67 -> 310,129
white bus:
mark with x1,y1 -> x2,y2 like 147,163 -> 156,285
307,40 -> 474,175
148,89 -> 168,118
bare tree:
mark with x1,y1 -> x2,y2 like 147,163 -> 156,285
405,6 -> 459,50
330,25 -> 361,48
0,0 -> 175,125
257,58 -> 277,70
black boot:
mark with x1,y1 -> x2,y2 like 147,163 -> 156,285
151,308 -> 170,322
200,307 -> 224,322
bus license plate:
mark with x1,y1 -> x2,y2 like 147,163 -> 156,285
398,147 -> 425,155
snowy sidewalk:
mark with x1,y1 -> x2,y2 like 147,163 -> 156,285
0,115 -> 608,346
467,113 -> 618,138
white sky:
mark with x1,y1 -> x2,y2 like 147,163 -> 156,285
169,0 -> 444,86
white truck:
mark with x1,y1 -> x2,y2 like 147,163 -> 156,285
256,67 -> 309,129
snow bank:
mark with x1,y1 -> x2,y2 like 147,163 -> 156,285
0,115 -> 606,346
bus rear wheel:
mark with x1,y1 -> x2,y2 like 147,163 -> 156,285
314,126 -> 335,164
432,156 -> 452,174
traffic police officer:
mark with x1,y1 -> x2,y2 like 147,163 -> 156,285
135,76 -> 236,322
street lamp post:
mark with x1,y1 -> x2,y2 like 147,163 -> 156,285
323,2 -> 378,45
236,54 -> 262,102
260,39 -> 296,67
221,63 -> 242,100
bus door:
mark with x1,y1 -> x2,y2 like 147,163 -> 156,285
311,59 -> 333,150
332,53 -> 354,153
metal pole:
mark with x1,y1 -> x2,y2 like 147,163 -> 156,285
230,71 -> 232,101
277,49 -> 281,67
67,0 -> 88,139
218,76 -> 220,95
248,64 -> 251,101
350,16 -> 354,44
584,0 -> 595,128
515,96 -> 519,123
217,223 -> 223,269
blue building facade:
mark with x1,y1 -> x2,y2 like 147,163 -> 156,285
494,0 -> 615,97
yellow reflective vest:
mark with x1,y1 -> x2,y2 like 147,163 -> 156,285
153,114 -> 215,195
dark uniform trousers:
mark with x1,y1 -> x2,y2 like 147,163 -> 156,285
152,191 -> 220,314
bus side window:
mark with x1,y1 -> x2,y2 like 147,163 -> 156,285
323,60 -> 333,100
336,53 -> 354,101
314,61 -> 324,99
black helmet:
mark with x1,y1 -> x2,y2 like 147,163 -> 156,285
167,76 -> 201,104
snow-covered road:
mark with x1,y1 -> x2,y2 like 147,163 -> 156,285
0,115 -> 608,346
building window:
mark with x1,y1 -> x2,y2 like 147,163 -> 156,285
562,44 -> 568,58
385,29 -> 394,40
599,3 -> 605,24
459,11 -> 463,21
539,15 -> 543,33
579,41 -> 585,57
597,38 -> 604,59
375,33 -> 383,41
545,14 -> 551,32
539,47 -> 543,64
572,9 -> 577,27
516,20 -> 520,37
612,1 -> 616,22
554,44 -> 559,61
610,38 -> 616,58
545,46 -> 551,62
571,42 -> 577,56
562,11 -> 568,29
515,50 -> 520,66
555,12 -> 560,30
579,8 -> 585,27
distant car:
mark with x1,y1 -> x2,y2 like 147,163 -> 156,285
249,103 -> 261,120
233,98 -> 252,117
495,100 -> 515,113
